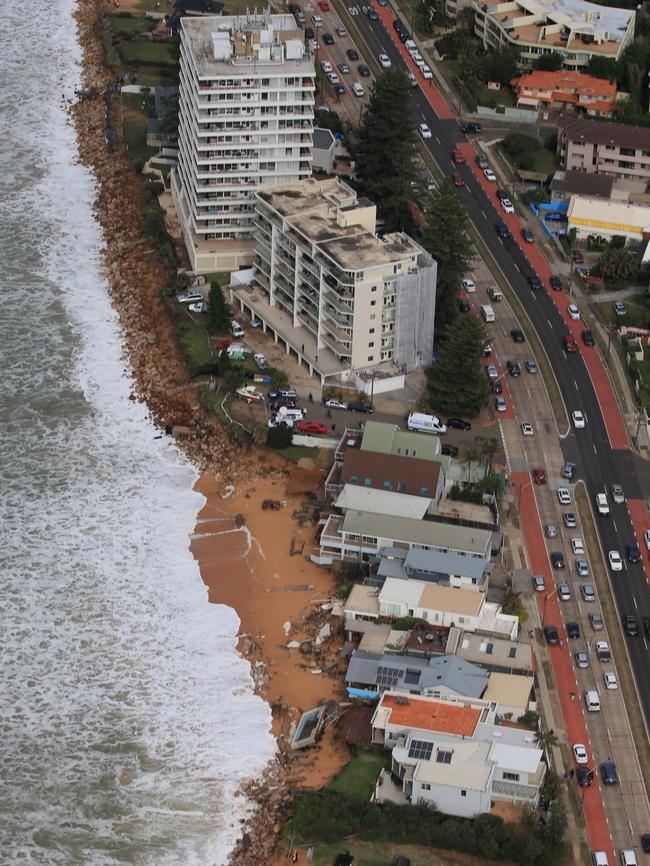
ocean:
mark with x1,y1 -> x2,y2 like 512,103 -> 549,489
0,2 -> 274,864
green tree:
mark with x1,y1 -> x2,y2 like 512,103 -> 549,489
421,179 -> 472,330
462,447 -> 480,483
586,55 -> 621,81
207,279 -> 232,333
502,576 -> 526,621
266,422 -> 293,449
157,91 -> 180,135
475,434 -> 499,474
535,727 -> 559,756
598,246 -> 638,289
534,51 -> 563,71
483,45 -> 520,85
543,800 -> 568,847
354,68 -> 418,231
426,315 -> 490,416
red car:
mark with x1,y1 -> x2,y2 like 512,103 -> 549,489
563,335 -> 578,353
297,420 -> 328,435
533,468 -> 547,485
451,172 -> 464,187
452,149 -> 465,165
319,0 -> 330,10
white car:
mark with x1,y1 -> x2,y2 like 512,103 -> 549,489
558,583 -> 571,601
378,54 -> 391,68
406,70 -> 417,87
645,528 -> 650,550
320,60 -> 333,73
461,278 -> 476,293
419,122 -> 432,139
501,198 -> 514,214
573,743 -> 588,765
422,66 -> 433,80
484,169 -> 497,182
253,353 -> 268,369
351,82 -> 365,97
188,301 -> 208,314
604,672 -> 618,690
558,487 -> 572,505
327,72 -> 340,85
571,537 -> 585,555
568,303 -> 581,320
324,398 -> 348,410
572,410 -> 586,428
608,550 -> 623,571
611,484 -> 625,504
521,422 -> 534,436
312,14 -> 323,26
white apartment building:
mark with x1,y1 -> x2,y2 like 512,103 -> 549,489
230,177 -> 437,379
171,11 -> 315,273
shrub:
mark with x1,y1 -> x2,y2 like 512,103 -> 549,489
266,423 -> 293,449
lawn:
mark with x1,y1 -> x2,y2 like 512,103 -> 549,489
167,300 -> 215,375
477,87 -> 516,109
122,110 -> 158,163
280,445 -> 321,463
593,298 -> 650,330
107,13 -> 152,34
118,41 -> 178,66
528,147 -> 556,175
303,840 -> 509,866
328,747 -> 391,804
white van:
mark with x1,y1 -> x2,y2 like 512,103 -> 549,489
407,412 -> 447,435
480,304 -> 495,323
596,493 -> 610,515
352,82 -> 365,97
487,286 -> 503,302
405,39 -> 417,54
584,690 -> 601,712
276,407 -> 304,423
620,851 -> 637,866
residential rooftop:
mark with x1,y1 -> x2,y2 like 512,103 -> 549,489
483,672 -> 534,710
360,421 -> 442,461
338,450 -> 442,500
376,692 -> 482,737
558,117 -> 650,151
377,547 -> 491,582
446,628 -> 534,673
335,485 -> 432,520
550,169 -> 614,199
511,69 -> 618,100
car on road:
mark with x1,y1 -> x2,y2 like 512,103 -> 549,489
525,359 -> 538,374
596,492 -> 610,514
533,468 -> 547,485
451,172 -> 464,187
627,543 -> 641,563
452,149 -> 465,164
608,550 -> 623,571
320,59 -> 333,73
581,329 -> 595,346
544,625 -> 560,646
572,410 -> 586,428
623,614 -> 639,636
334,84 -> 346,95
511,328 -> 525,343
573,744 -> 588,764
575,650 -> 589,668
495,396 -> 507,412
590,611 -> 604,630
558,583 -> 571,601
348,402 -> 374,414
581,582 -> 596,601
322,31 -> 334,44
351,82 -> 365,97
576,767 -> 592,787
336,26 -> 347,36
613,301 -> 627,317
611,483 -> 624,504
571,537 -> 585,555
528,275 -> 543,290
347,47 -> 359,60
327,72 -> 340,85
532,574 -> 546,592
550,275 -> 563,291
253,352 -> 268,369
562,461 -> 576,479
563,511 -> 577,528
564,335 -> 578,353
496,188 -> 508,201
545,523 -> 558,538
461,122 -> 482,133
601,762 -> 618,784
304,25 -> 314,38
337,61 -> 350,73
521,422 -> 534,436
642,836 -> 650,854
567,303 -> 580,320
496,220 -> 510,239
358,63 -> 370,77
461,278 -> 476,293
645,528 -> 650,550
485,363 -> 498,380
558,487 -> 571,505
406,70 -> 417,86
522,228 -> 534,243
507,359 -> 521,376
476,155 -> 489,169
492,379 -> 502,394
604,671 -> 618,691
459,298 -> 470,313
575,560 -> 590,577
484,168 -> 496,181
567,621 -> 581,639
378,53 -> 391,67
311,14 -> 323,26
501,198 -> 514,214
645,617 -> 650,639
297,421 -> 328,435
318,0 -> 330,9
419,122 -> 432,139
551,552 -> 565,569
447,418 -> 471,430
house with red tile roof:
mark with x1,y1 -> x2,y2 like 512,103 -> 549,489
511,70 -> 624,117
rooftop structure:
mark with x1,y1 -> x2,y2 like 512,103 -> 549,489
338,450 -> 443,502
446,627 -> 534,675
335,485 -> 433,520
483,672 -> 534,717
360,421 -> 442,461
550,169 -> 614,200
376,546 -> 492,591
373,691 -> 483,739
558,118 -> 650,184
568,195 -> 650,242
511,69 -> 622,117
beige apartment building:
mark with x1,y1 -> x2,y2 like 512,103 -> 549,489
448,0 -> 635,70
171,11 -> 315,273
230,177 -> 437,381
558,118 -> 650,185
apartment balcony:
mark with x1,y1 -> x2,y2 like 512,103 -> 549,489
322,307 -> 353,333
491,780 -> 540,803
322,287 -> 354,314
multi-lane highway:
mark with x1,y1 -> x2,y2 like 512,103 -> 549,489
344,0 -> 650,729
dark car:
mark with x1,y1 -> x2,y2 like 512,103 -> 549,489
522,228 -> 534,243
528,275 -> 543,290
576,767 -> 592,788
562,462 -> 577,480
461,122 -> 481,134
397,28 -> 409,42
623,614 -> 639,636
600,762 -> 618,785
447,418 -> 471,430
544,625 -> 560,646
496,221 -> 510,239
322,31 -> 334,44
347,47 -> 359,60
348,402 -> 374,414
496,188 -> 509,201
642,835 -> 650,853
358,64 -> 370,77
507,359 -> 521,376
367,6 -> 379,18
550,275 -> 563,291
551,551 -> 565,569
566,621 -> 580,639
441,443 -> 459,458
304,26 -> 315,38
511,328 -> 525,343
459,298 -> 470,313
644,617 -> 650,640
492,379 -> 503,394
581,329 -> 596,346
627,544 -> 641,563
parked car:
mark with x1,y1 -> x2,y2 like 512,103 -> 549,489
570,537 -> 585,555
545,523 -> 558,538
358,64 -> 370,77
188,301 -> 208,314
568,303 -> 581,320
347,47 -> 359,60
575,560 -> 590,577
613,301 -> 627,317
532,574 -> 546,592
563,511 -> 577,528
521,228 -> 534,243
297,421 -> 327,435
501,198 -> 514,214
322,31 -> 334,44
611,483 -> 625,504
253,353 -> 268,369
441,443 -> 459,457
589,611 -> 604,630
177,290 -> 204,305
484,168 -> 496,181
572,248 -> 584,264
348,402 -> 374,414
324,398 -> 347,410
576,767 -> 592,787
550,275 -> 563,291
558,583 -> 571,601
461,278 -> 476,293
562,462 -> 576,480
551,551 -> 565,569
557,487 -> 571,505
573,744 -> 588,764
507,359 -> 521,376
495,396 -> 507,412
581,582 -> 596,602
511,328 -> 525,343
567,621 -> 581,639
581,329 -> 595,346
461,122 -> 481,133
600,761 -> 618,784
544,625 -> 560,646
525,359 -> 538,374
627,543 -> 641,563
459,298 -> 470,313
574,649 -> 589,666
533,468 -> 547,485
447,418 -> 471,430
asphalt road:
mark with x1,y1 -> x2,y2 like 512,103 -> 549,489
347,2 -> 650,730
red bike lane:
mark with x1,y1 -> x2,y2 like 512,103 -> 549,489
515,470 -> 615,860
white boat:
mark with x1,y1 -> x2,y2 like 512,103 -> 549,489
235,385 -> 264,404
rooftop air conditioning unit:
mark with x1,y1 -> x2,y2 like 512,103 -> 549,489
395,696 -> 409,705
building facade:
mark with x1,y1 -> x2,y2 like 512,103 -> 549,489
171,11 -> 315,273
558,119 -> 650,184
231,177 -> 437,378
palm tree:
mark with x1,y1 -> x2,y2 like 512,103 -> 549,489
462,447 -> 480,484
536,727 -> 559,759
475,435 -> 499,476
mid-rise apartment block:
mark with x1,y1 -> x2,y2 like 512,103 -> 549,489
231,177 -> 437,380
171,11 -> 315,273
448,0 -> 635,70
558,118 -> 650,185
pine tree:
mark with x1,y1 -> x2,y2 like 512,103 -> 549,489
207,279 -> 232,333
426,314 -> 490,417
421,180 -> 473,331
353,68 -> 418,232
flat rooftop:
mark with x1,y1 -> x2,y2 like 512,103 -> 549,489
483,0 -> 634,43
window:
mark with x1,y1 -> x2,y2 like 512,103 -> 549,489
421,783 -> 431,791
502,771 -> 520,782
485,643 -> 494,655
349,474 -> 358,483
420,485 -> 429,495
368,356 -> 374,362
364,477 -> 372,486
408,739 -> 434,760
369,328 -> 375,334
404,669 -> 420,685
369,342 -> 374,348
436,749 -> 453,764
383,480 -> 392,490
371,300 -> 376,306
371,285 -> 377,291
508,647 -> 517,658
397,481 -> 406,493
461,790 -> 467,797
